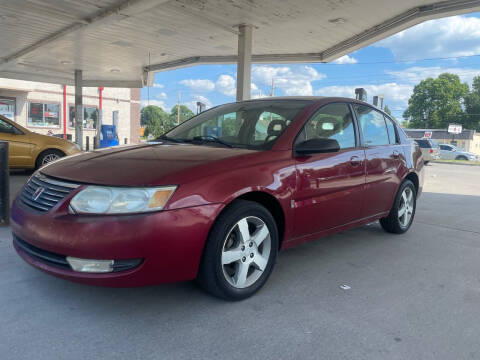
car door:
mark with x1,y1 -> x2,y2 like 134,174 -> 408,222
353,104 -> 404,218
293,103 -> 366,237
439,144 -> 455,160
0,117 -> 33,167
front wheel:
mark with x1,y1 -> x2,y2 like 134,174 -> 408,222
455,156 -> 468,161
380,180 -> 416,234
36,149 -> 64,169
197,200 -> 278,300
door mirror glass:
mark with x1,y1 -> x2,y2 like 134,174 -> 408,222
295,138 -> 340,155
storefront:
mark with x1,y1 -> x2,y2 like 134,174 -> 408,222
0,97 -> 15,120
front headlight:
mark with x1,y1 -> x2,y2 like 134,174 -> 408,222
70,186 -> 177,214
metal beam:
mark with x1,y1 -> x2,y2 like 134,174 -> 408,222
236,24 -> 253,101
75,70 -> 83,149
0,0 -> 170,68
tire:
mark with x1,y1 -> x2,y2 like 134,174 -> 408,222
35,149 -> 64,169
455,156 -> 468,161
424,161 -> 430,165
197,199 -> 279,301
380,180 -> 416,234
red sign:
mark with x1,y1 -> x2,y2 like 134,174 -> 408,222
424,131 -> 432,139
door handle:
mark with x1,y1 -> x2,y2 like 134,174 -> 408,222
350,156 -> 362,166
392,150 -> 400,158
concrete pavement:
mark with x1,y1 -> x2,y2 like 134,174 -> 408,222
1,163 -> 479,360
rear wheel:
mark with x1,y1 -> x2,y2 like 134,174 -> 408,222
380,180 -> 416,234
197,200 -> 278,300
36,149 -> 64,169
456,155 -> 468,161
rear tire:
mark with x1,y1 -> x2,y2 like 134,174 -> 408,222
380,180 -> 416,234
35,149 -> 64,169
455,156 -> 468,161
197,200 -> 278,301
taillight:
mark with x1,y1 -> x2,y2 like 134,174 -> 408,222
429,149 -> 434,154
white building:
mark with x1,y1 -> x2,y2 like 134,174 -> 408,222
0,78 -> 141,149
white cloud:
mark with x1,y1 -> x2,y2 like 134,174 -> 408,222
140,99 -> 166,110
386,66 -> 480,85
180,79 -> 215,92
252,65 -> 325,96
215,74 -> 236,96
156,92 -> 167,99
315,82 -> 413,109
185,95 -> 212,112
377,15 -> 480,60
332,55 -> 358,64
152,83 -> 164,88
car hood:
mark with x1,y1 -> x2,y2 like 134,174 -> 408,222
40,143 -> 257,186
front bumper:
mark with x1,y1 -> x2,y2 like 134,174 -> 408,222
11,197 -> 223,287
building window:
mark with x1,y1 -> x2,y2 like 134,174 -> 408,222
28,102 -> 60,127
69,106 -> 98,129
0,97 -> 15,120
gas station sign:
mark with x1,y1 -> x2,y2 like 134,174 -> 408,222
448,124 -> 462,134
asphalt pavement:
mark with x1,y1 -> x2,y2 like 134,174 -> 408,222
1,163 -> 479,360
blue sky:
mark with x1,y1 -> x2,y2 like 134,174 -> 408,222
141,12 -> 480,119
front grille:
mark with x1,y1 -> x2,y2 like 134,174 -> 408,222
20,173 -> 79,212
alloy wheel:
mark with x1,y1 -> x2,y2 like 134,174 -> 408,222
221,216 -> 271,289
42,153 -> 60,165
398,187 -> 414,228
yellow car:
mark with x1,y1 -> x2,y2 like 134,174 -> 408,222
0,114 -> 81,169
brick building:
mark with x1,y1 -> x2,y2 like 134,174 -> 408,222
0,78 -> 141,149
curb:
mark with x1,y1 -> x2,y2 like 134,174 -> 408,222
431,161 -> 480,167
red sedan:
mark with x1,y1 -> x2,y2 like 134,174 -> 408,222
11,97 -> 424,300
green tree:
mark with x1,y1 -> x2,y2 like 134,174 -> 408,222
384,105 -> 392,116
464,75 -> 480,131
140,105 -> 169,138
169,105 -> 194,128
403,73 -> 469,129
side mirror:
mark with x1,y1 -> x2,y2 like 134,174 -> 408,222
295,138 -> 340,155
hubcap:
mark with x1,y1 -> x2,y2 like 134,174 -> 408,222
221,216 -> 271,289
398,187 -> 414,228
42,153 -> 60,165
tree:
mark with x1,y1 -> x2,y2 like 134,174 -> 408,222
384,105 -> 392,116
169,105 -> 194,126
140,105 -> 169,138
464,75 -> 480,131
403,73 -> 469,129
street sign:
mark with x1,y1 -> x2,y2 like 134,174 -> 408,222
424,131 -> 432,139
448,124 -> 462,134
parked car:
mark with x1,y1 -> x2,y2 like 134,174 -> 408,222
439,143 -> 478,161
413,138 -> 440,164
0,115 -> 80,169
11,97 -> 424,300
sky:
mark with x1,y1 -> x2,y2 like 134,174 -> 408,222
141,12 -> 480,119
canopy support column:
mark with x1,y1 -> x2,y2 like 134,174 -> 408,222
74,70 -> 83,149
236,24 -> 252,101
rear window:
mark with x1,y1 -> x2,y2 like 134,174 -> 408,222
414,139 -> 430,148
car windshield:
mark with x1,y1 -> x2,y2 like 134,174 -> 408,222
161,100 -> 311,150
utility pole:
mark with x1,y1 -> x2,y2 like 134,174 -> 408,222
270,78 -> 275,97
177,91 -> 181,125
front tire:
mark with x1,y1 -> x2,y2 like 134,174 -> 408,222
36,149 -> 64,169
197,200 -> 278,301
456,156 -> 468,161
380,180 -> 416,234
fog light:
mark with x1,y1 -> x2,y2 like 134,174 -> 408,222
66,257 -> 114,273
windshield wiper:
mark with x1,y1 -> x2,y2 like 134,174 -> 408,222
192,136 -> 233,148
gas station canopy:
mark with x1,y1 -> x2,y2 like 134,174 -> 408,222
1,0 -> 480,89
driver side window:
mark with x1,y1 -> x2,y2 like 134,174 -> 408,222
296,103 -> 356,149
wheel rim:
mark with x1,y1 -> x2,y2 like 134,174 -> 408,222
42,153 -> 60,165
398,187 -> 414,228
221,216 -> 271,289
